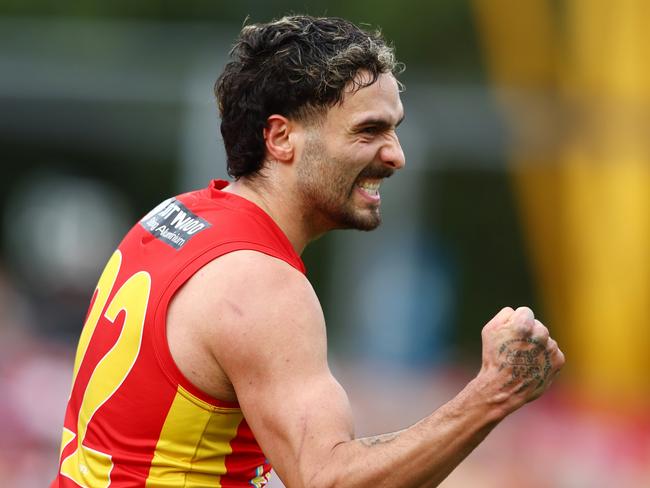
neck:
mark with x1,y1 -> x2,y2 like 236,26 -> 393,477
223,177 -> 321,255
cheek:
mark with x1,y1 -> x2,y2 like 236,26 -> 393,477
352,141 -> 382,162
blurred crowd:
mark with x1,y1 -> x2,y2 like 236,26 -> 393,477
0,265 -> 72,486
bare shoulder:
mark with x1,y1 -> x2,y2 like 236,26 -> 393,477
196,250 -> 323,333
179,250 -> 326,369
167,250 -> 326,400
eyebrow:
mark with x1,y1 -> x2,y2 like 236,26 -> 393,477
352,113 -> 405,131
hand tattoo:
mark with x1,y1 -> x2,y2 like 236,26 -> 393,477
498,338 -> 551,393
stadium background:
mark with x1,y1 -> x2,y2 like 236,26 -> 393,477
1,0 -> 649,486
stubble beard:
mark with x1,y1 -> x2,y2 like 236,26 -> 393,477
296,137 -> 384,233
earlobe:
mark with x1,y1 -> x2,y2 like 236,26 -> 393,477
264,115 -> 295,164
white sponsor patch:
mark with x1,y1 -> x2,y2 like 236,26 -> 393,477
139,198 -> 211,249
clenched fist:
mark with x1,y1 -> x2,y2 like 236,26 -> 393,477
477,306 -> 565,413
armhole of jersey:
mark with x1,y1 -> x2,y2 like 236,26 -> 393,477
150,240 -> 302,409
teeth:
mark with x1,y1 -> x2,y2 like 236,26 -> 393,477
357,180 -> 381,192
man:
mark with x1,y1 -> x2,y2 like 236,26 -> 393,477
53,15 -> 565,488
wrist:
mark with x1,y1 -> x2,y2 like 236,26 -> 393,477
460,376 -> 512,424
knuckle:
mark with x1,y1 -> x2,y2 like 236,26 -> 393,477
515,320 -> 533,336
533,320 -> 549,341
516,305 -> 533,314
490,307 -> 515,327
509,307 -> 536,332
481,322 -> 492,336
516,306 -> 535,320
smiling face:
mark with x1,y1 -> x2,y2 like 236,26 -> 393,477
295,72 -> 405,232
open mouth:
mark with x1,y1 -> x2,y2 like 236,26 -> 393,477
355,179 -> 382,201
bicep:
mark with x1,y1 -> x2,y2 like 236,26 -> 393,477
206,252 -> 354,487
240,366 -> 354,487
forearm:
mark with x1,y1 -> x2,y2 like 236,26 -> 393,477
254,306 -> 563,488
311,378 -> 505,488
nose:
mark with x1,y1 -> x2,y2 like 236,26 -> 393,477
379,134 -> 405,170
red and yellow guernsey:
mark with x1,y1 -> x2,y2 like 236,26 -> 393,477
52,180 -> 305,487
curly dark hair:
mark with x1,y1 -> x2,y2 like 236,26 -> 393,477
215,15 -> 403,179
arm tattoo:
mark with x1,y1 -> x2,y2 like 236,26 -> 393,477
359,432 -> 400,447
498,337 -> 552,391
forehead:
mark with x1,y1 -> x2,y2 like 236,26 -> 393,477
326,72 -> 404,126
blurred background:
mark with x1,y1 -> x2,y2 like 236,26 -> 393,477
1,0 -> 649,486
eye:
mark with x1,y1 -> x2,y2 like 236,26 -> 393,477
359,126 -> 380,135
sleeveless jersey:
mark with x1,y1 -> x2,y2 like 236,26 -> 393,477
52,180 -> 305,487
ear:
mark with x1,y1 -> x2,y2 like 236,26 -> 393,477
263,115 -> 296,163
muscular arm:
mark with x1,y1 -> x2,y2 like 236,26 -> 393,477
195,251 -> 564,488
